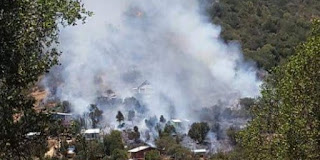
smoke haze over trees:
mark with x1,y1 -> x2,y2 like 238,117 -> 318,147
0,0 -> 319,159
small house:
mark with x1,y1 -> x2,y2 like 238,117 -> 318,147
52,112 -> 73,125
128,145 -> 158,160
192,149 -> 208,159
133,80 -> 153,95
83,128 -> 101,140
26,132 -> 41,139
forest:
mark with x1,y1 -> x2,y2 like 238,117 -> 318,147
0,0 -> 319,159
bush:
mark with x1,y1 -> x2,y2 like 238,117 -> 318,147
145,150 -> 161,160
188,122 -> 210,144
110,149 -> 127,160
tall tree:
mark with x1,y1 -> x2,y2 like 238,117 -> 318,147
188,122 -> 210,144
103,130 -> 124,156
0,0 -> 90,158
116,111 -> 124,124
160,115 -> 166,123
89,104 -> 103,128
239,19 -> 320,159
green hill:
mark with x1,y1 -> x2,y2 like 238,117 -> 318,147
209,0 -> 320,70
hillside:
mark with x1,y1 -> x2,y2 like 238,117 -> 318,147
209,0 -> 320,70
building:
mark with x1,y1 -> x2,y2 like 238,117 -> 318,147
26,132 -> 41,139
51,112 -> 73,125
133,80 -> 153,95
83,128 -> 101,140
128,145 -> 158,160
192,149 -> 208,159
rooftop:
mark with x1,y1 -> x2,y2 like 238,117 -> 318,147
171,119 -> 182,123
26,132 -> 41,136
192,149 -> 208,153
84,128 -> 100,134
128,146 -> 151,153
54,112 -> 73,116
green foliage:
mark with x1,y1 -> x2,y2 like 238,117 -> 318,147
70,119 -> 82,135
155,134 -> 192,159
209,0 -> 319,70
168,146 -> 193,160
163,124 -> 176,135
238,19 -> 320,159
188,122 -> 210,143
103,130 -> 124,156
145,150 -> 161,160
226,126 -> 238,146
110,149 -> 128,160
128,126 -> 140,142
155,135 -> 177,154
0,0 -> 90,158
74,136 -> 105,160
210,148 -> 245,160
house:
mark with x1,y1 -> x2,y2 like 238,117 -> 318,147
128,145 -> 158,160
83,128 -> 101,140
26,132 -> 41,139
133,80 -> 153,95
169,119 -> 191,128
192,149 -> 208,159
51,112 -> 73,125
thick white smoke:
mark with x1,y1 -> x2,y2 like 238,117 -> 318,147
47,0 -> 261,122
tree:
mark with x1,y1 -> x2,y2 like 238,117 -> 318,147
116,111 -> 124,124
0,0 -> 90,158
74,136 -> 105,160
168,145 -> 193,160
188,122 -> 210,144
103,130 -> 124,156
155,135 -> 177,154
145,150 -> 161,160
208,0 -> 319,70
163,124 -> 176,136
238,19 -> 320,159
127,126 -> 140,142
160,115 -> 166,123
155,134 -> 193,160
226,126 -> 238,146
89,104 -> 103,128
70,119 -> 82,135
110,149 -> 128,160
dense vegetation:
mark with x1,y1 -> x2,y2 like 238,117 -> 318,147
0,0 -> 90,159
238,19 -> 320,160
209,0 -> 320,70
212,20 -> 320,160
0,0 -> 319,159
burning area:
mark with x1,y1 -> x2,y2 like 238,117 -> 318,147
42,0 -> 261,153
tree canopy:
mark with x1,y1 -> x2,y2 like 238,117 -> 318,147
0,0 -> 90,158
188,122 -> 210,144
209,0 -> 320,70
238,19 -> 320,159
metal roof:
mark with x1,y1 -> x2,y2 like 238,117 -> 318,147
128,146 -> 150,153
192,149 -> 207,153
54,112 -> 73,116
84,128 -> 100,134
171,119 -> 182,123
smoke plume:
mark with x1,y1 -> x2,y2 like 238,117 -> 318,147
45,0 -> 261,127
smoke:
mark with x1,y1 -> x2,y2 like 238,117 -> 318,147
44,0 -> 260,128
